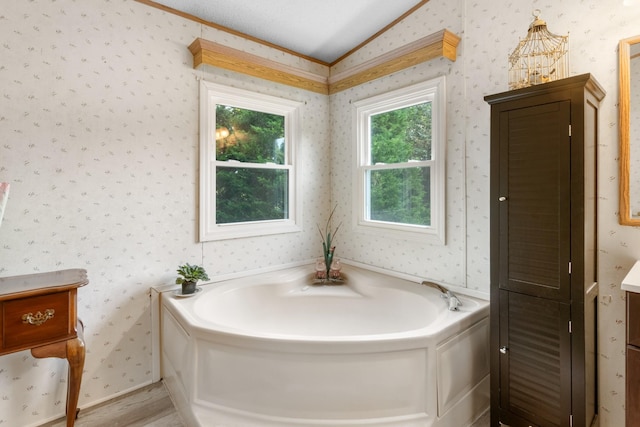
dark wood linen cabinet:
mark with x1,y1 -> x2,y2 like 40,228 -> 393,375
485,74 -> 604,427
628,291 -> 640,426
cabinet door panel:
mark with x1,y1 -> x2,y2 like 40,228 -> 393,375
628,292 -> 640,347
498,101 -> 571,301
499,290 -> 571,427
628,293 -> 640,425
628,345 -> 640,426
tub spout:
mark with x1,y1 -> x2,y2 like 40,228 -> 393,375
445,291 -> 463,311
420,281 -> 463,311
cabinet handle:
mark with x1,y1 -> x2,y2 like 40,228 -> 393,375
498,196 -> 507,202
22,309 -> 55,326
500,346 -> 508,354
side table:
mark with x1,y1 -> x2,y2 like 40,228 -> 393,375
0,269 -> 88,427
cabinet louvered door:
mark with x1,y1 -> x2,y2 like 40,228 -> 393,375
498,101 -> 571,301
488,75 -> 604,427
498,290 -> 572,427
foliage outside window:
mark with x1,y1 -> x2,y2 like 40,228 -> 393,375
199,81 -> 301,241
354,77 -> 445,243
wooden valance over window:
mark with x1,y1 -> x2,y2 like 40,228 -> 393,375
188,29 -> 460,95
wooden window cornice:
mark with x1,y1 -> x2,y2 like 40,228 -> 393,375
189,29 -> 460,95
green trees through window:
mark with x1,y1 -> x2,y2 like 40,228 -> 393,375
199,81 -> 300,241
354,76 -> 445,243
215,105 -> 288,224
370,102 -> 432,226
216,105 -> 285,164
200,79 -> 443,243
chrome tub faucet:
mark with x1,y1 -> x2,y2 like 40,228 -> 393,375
420,280 -> 463,311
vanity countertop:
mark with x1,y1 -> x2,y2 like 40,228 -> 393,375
622,260 -> 640,293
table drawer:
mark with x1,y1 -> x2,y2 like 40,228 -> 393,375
2,292 -> 72,351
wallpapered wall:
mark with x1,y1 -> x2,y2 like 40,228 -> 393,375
0,0 -> 639,426
0,1 -> 330,425
332,4 -> 637,427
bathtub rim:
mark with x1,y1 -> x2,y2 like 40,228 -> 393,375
159,262 -> 489,356
150,258 -> 489,380
152,258 -> 489,301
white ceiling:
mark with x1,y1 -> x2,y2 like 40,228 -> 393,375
149,0 -> 424,63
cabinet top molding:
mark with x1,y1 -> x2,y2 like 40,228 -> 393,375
484,73 -> 606,104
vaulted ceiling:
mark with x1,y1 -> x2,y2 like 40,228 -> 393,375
142,0 -> 427,64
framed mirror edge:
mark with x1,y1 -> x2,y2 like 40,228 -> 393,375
619,35 -> 640,226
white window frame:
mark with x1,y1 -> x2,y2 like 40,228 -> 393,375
353,77 -> 446,244
199,81 -> 302,241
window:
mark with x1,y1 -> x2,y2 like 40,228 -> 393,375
353,77 -> 445,243
199,81 -> 302,241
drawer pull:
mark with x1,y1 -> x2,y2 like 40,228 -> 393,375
22,309 -> 55,326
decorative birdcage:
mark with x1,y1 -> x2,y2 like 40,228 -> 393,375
508,10 -> 569,90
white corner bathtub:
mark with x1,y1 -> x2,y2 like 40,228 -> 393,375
160,264 -> 490,427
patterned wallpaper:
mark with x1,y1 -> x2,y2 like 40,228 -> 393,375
0,1 -> 329,425
0,0 -> 639,426
330,61 -> 467,287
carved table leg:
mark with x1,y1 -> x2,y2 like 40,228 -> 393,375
31,321 -> 85,427
65,334 -> 85,425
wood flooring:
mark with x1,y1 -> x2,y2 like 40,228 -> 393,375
39,380 -> 490,427
40,382 -> 184,427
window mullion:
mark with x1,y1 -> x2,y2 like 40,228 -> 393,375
364,161 -> 433,173
215,161 -> 291,170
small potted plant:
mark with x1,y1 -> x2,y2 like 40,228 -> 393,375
175,263 -> 209,295
317,205 -> 342,282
